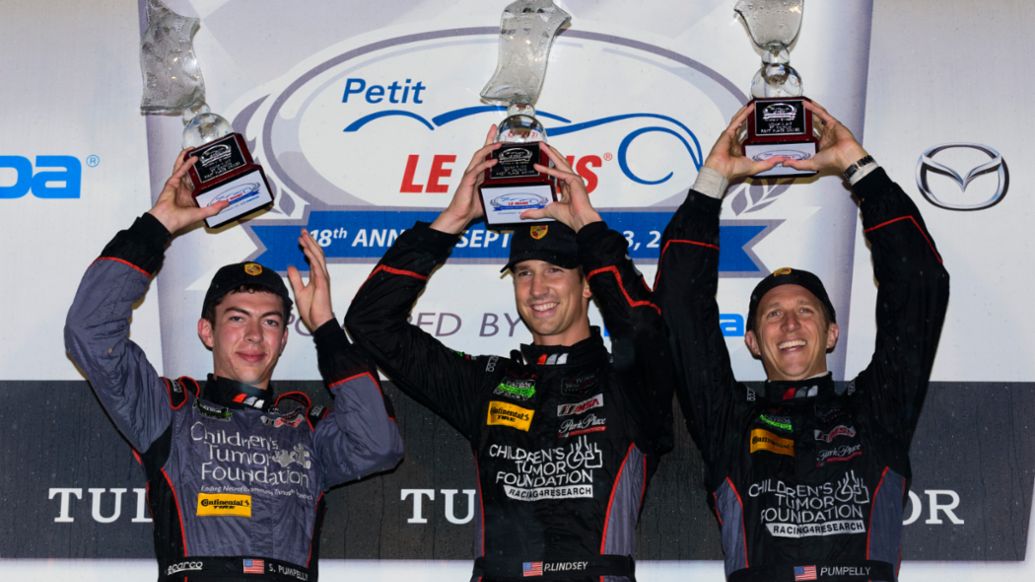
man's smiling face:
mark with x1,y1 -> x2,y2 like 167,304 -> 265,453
198,290 -> 288,390
512,259 -> 592,347
745,284 -> 839,381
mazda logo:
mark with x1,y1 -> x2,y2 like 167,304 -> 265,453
915,143 -> 1008,211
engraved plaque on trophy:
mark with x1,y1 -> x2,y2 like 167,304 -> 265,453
735,0 -> 817,177
478,0 -> 570,229
184,122 -> 274,229
140,0 -> 273,228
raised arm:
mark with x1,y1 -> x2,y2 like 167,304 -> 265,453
289,232 -> 403,487
785,103 -> 950,443
344,131 -> 504,441
653,106 -> 785,457
64,151 -> 226,453
525,143 -> 675,455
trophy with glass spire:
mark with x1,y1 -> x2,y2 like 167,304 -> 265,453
139,0 -> 273,228
735,0 -> 817,177
477,0 -> 571,228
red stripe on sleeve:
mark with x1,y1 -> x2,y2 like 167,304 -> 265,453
160,468 -> 189,556
95,256 -> 152,277
864,215 -> 943,264
367,264 -> 429,282
599,443 -> 636,554
654,238 -> 720,288
328,371 -> 396,421
586,265 -> 661,315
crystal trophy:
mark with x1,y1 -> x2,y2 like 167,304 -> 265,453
735,0 -> 817,177
478,0 -> 571,229
139,0 -> 273,228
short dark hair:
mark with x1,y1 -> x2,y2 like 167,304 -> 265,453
201,262 -> 293,324
201,284 -> 291,324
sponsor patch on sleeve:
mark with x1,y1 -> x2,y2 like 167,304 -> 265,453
750,428 -> 795,457
486,400 -> 534,431
197,493 -> 252,517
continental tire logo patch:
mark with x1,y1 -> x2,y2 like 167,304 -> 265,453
486,400 -> 534,432
750,428 -> 795,457
197,493 -> 252,517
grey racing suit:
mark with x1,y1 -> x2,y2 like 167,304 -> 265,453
65,213 -> 403,581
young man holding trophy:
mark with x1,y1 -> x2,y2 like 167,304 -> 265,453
655,98 -> 949,582
345,3 -> 674,578
346,128 -> 674,581
64,152 -> 403,581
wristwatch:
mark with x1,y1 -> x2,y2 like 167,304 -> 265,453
842,155 -> 876,181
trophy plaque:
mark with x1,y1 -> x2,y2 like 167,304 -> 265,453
186,129 -> 274,229
139,0 -> 273,227
735,0 -> 817,177
478,0 -> 570,229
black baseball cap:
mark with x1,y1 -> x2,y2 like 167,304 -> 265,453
202,262 -> 293,318
502,223 -> 580,272
746,267 -> 836,331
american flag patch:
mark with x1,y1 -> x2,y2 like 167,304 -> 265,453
242,558 -> 265,574
793,565 -> 817,581
522,561 -> 543,577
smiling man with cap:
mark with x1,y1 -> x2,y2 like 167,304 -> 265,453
345,128 -> 674,582
654,102 -> 949,581
65,151 -> 402,581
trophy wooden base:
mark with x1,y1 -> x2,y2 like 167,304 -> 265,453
746,97 -> 818,178
479,142 -> 557,230
193,167 -> 274,228
187,133 -> 274,228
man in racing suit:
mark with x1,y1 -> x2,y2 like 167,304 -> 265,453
654,102 -> 949,582
64,152 -> 403,582
345,131 -> 673,581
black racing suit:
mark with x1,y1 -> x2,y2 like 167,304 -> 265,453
655,169 -> 949,582
64,214 -> 404,582
345,221 -> 673,582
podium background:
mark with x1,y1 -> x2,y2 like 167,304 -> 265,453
1,1 -> 1033,580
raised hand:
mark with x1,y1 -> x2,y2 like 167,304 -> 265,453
518,142 -> 602,232
147,150 -> 228,234
703,104 -> 789,181
782,101 -> 870,175
429,126 -> 501,235
287,230 -> 335,331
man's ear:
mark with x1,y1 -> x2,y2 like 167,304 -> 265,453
826,322 -> 840,352
744,330 -> 761,358
198,318 -> 214,350
582,277 -> 592,300
278,323 -> 289,354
